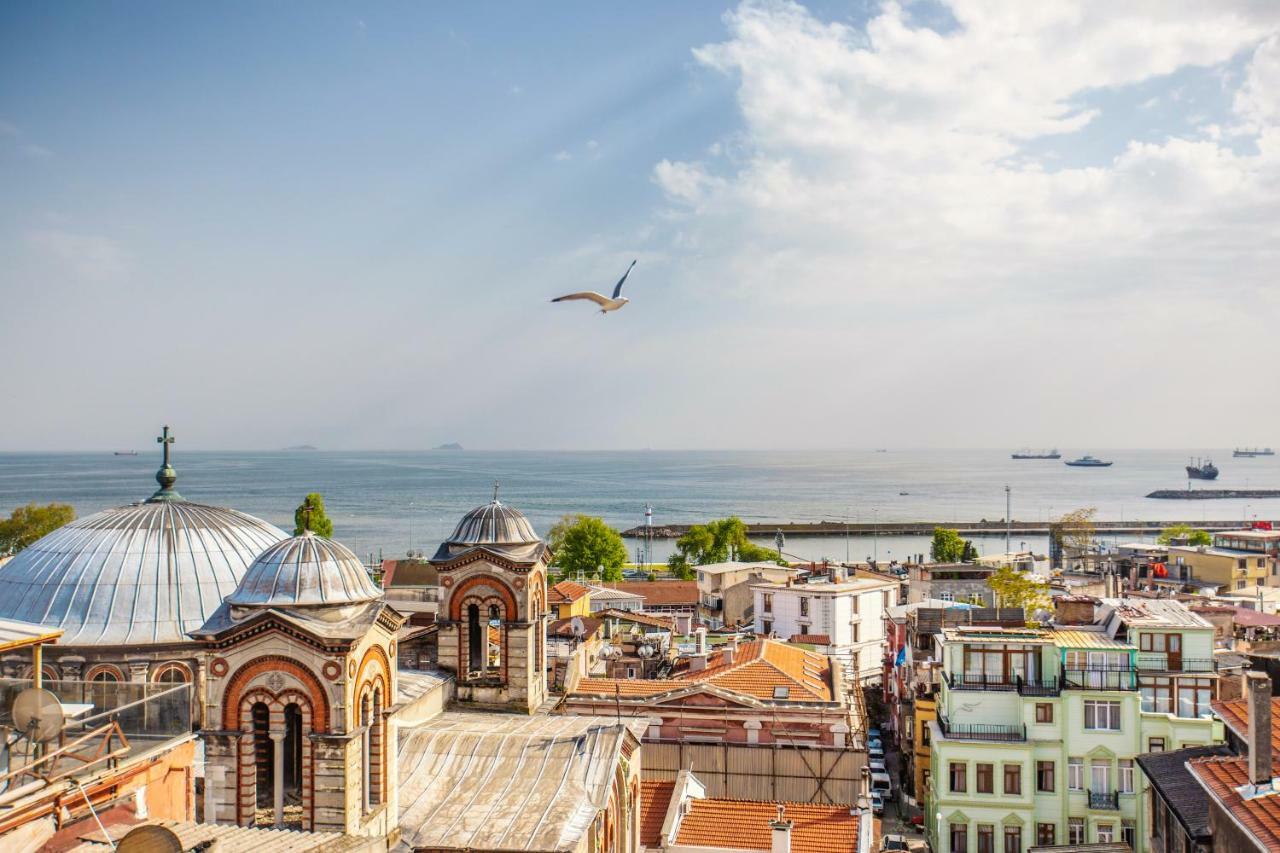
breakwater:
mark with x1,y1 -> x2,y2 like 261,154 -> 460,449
621,519 -> 1256,539
1146,490 -> 1280,500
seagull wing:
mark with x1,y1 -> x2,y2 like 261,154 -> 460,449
611,260 -> 637,299
551,291 -> 611,307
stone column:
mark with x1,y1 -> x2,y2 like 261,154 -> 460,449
270,730 -> 286,827
204,763 -> 224,824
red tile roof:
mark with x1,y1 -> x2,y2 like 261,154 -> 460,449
548,616 -> 604,638
594,608 -> 674,630
1228,607 -> 1280,628
788,634 -> 832,645
1189,755 -> 1280,851
597,581 -> 698,607
640,780 -> 675,846
573,639 -> 833,703
549,580 -> 591,604
1212,697 -> 1280,763
674,799 -> 859,853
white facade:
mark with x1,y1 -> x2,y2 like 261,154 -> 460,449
752,575 -> 897,682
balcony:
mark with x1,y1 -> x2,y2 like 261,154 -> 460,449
1088,789 -> 1120,810
944,672 -> 1061,697
1062,668 -> 1137,691
1135,654 -> 1215,673
937,714 -> 1026,743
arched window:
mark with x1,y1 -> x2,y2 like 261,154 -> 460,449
251,702 -> 273,821
488,604 -> 503,672
87,666 -> 122,710
467,604 -> 483,678
283,703 -> 303,801
369,687 -> 384,807
152,662 -> 190,685
360,693 -> 372,813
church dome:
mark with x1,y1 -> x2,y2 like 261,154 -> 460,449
224,531 -> 382,608
0,500 -> 287,645
446,500 -> 540,547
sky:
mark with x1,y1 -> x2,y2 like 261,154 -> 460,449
2,1 -> 1279,451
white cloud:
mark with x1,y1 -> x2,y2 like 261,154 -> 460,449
24,229 -> 131,282
554,149 -> 572,162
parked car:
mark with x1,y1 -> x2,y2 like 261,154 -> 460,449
869,744 -> 885,760
868,758 -> 887,774
870,771 -> 892,800
880,835 -> 909,852
867,738 -> 883,752
870,791 -> 884,816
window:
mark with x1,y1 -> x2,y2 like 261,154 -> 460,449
922,723 -> 930,746
950,823 -> 968,853
950,762 -> 967,793
763,620 -> 772,635
1141,676 -> 1173,714
1002,826 -> 1020,853
1122,821 -> 1135,849
1035,703 -> 1053,723
1036,823 -> 1055,846
1036,761 -> 1055,792
852,623 -> 860,643
1237,580 -> 1247,590
1068,818 -> 1085,845
763,594 -> 773,613
1178,678 -> 1214,718
1097,823 -> 1114,843
626,666 -> 637,679
1091,759 -> 1110,794
941,591 -> 955,602
1148,737 -> 1166,753
977,824 -> 994,853
882,590 -> 891,609
1084,700 -> 1121,731
1068,757 -> 1084,791
851,595 -> 859,615
976,763 -> 993,794
1003,763 -> 1021,795
800,597 -> 810,617
1118,759 -> 1134,793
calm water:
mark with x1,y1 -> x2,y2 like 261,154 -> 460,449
0,449 -> 1277,563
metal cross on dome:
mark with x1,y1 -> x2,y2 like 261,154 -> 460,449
493,480 -> 501,503
300,501 -> 314,533
156,425 -> 175,466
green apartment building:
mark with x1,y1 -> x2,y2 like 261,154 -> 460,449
924,597 -> 1223,853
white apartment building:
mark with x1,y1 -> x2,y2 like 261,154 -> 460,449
752,571 -> 898,682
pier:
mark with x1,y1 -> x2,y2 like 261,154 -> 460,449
1146,489 -> 1280,500
620,519 -> 1260,539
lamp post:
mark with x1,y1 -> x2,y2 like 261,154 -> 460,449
1005,484 -> 1011,557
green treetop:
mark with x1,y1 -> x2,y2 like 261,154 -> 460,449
986,565 -> 1051,619
1157,524 -> 1212,546
673,516 -> 785,566
294,493 -> 334,537
548,514 -> 627,581
930,527 -> 971,563
0,502 -> 75,555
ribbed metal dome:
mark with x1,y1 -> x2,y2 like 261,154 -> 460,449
0,501 -> 287,645
225,531 -> 382,608
446,500 -> 540,547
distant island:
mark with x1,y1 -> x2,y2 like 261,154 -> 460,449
435,442 -> 464,451
283,444 -> 319,451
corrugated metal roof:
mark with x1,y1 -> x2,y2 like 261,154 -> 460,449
1050,629 -> 1135,650
66,820 -> 370,852
430,499 -> 547,564
0,501 -> 286,645
224,532 -> 381,607
397,712 -> 645,852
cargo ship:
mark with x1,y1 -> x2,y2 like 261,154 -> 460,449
1065,455 -> 1112,467
1234,447 -> 1275,457
1011,448 -> 1061,459
1185,458 -> 1219,480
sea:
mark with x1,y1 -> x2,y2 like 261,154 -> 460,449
1,449 -> 1278,566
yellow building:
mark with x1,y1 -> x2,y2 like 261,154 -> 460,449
549,580 -> 592,619
913,692 -> 937,799
1169,529 -> 1279,593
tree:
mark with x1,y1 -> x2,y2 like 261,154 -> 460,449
1157,524 -> 1212,546
0,502 -> 75,554
986,565 -> 1051,618
930,527 -> 967,563
961,540 -> 979,562
737,540 -> 786,564
294,493 -> 334,537
667,554 -> 696,580
1054,507 -> 1097,551
673,516 -> 783,565
549,515 -> 627,580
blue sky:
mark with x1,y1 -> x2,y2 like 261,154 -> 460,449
3,2 -> 1279,450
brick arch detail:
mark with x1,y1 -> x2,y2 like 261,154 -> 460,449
85,663 -> 126,682
355,643 -> 392,699
222,656 -> 331,733
448,573 -> 520,622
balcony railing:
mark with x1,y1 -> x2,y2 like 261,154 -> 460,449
1062,668 -> 1137,691
937,714 -> 1026,743
944,673 -> 1062,697
1088,789 -> 1120,810
1135,655 -> 1215,673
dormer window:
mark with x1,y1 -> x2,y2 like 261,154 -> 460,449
773,686 -> 790,699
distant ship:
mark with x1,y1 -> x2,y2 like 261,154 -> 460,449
113,451 -> 138,456
1186,458 -> 1219,480
1234,447 -> 1275,458
1011,448 -> 1061,459
1065,455 -> 1112,467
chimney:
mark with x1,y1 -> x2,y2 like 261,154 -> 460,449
695,627 -> 707,656
723,645 -> 735,666
1247,671 -> 1273,789
770,805 -> 792,853
1054,596 -> 1096,626
675,613 -> 692,634
688,655 -> 707,673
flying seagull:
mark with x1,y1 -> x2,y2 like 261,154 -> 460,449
551,260 -> 636,314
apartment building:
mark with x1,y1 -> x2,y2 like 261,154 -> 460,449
695,561 -> 800,628
1167,528 -> 1280,593
925,596 -> 1223,853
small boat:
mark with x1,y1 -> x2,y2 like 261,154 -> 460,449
1065,455 -> 1113,467
113,451 -> 138,456
1186,458 -> 1219,480
1234,447 -> 1276,458
1011,448 -> 1061,459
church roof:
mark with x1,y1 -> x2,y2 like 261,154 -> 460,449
0,500 -> 285,646
224,532 -> 381,608
430,490 -> 546,564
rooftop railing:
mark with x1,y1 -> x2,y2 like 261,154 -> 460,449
1062,668 -> 1137,691
945,672 -> 1061,697
1135,655 -> 1215,673
937,714 -> 1026,743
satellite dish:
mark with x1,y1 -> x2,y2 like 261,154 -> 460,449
570,616 -> 585,639
116,824 -> 183,853
12,688 -> 64,744
638,644 -> 654,659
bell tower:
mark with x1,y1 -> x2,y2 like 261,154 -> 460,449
431,485 -> 548,712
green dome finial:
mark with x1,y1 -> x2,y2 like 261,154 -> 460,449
148,425 -> 184,502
